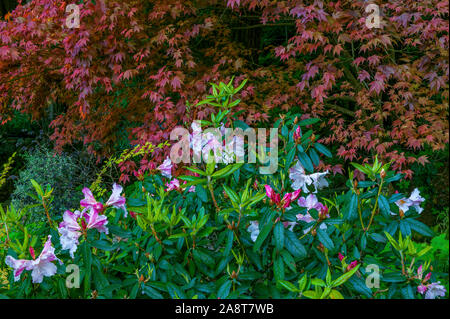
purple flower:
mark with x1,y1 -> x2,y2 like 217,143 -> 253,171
5,235 -> 62,283
420,282 -> 447,299
157,156 -> 173,179
298,194 -> 322,211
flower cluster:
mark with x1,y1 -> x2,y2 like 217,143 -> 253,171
416,265 -> 447,299
5,183 -> 128,283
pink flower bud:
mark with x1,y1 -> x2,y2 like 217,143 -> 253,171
347,260 -> 358,271
338,252 -> 344,262
29,247 -> 36,260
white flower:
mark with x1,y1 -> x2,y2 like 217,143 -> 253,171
247,221 -> 260,242
409,188 -> 425,214
289,161 -> 312,193
394,188 -> 425,214
309,170 -> 329,193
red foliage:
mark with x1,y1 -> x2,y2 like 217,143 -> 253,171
0,0 -> 448,181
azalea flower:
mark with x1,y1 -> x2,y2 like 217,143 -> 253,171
81,183 -> 127,217
297,194 -> 323,211
58,210 -> 82,258
165,179 -> 195,192
247,221 -> 259,242
408,188 -> 425,214
105,183 -> 127,217
394,188 -> 425,214
83,208 -> 109,234
264,185 -> 301,209
417,284 -> 427,294
309,170 -> 329,193
5,235 -> 62,283
289,161 -> 312,193
289,160 -> 329,193
58,208 -> 108,258
296,194 -> 329,234
157,156 -> 173,179
418,281 -> 447,299
165,178 -> 180,191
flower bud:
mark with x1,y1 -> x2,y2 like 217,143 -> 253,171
380,169 -> 386,179
29,247 -> 36,260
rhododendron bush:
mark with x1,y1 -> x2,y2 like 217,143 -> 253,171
0,0 -> 448,181
0,85 -> 447,299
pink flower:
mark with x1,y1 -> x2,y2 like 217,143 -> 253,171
5,235 -> 62,283
83,208 -> 109,234
347,260 -> 359,271
157,156 -> 173,179
282,193 -> 292,208
81,183 -> 127,217
338,252 -> 344,262
58,208 -> 108,258
166,179 -> 180,191
80,187 -> 104,213
105,183 -> 127,217
58,210 -> 82,258
265,185 -> 276,202
290,189 -> 301,201
265,185 -> 301,209
293,126 -> 301,141
417,284 -> 427,294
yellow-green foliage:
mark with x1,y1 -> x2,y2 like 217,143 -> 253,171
90,141 -> 169,197
0,152 -> 16,189
0,267 -> 8,288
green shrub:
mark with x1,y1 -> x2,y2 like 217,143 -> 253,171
10,146 -> 90,223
